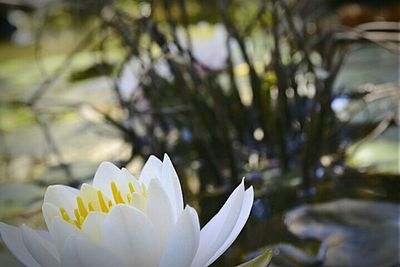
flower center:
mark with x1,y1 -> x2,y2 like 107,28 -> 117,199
59,181 -> 138,229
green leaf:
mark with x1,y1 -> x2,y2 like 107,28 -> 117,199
236,249 -> 272,267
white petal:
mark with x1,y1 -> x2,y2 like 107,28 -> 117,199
121,168 -> 143,195
50,217 -> 81,252
61,236 -> 123,267
92,161 -> 121,199
101,204 -> 160,267
81,212 -> 106,242
21,225 -> 60,267
147,179 -> 176,250
0,222 -> 40,267
43,185 -> 79,215
130,192 -> 147,212
139,155 -> 162,186
160,206 -> 200,267
191,181 -> 245,267
161,154 -> 184,218
42,202 -> 60,231
36,230 -> 53,244
206,187 -> 254,266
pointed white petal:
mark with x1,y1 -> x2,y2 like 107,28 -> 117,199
92,161 -> 121,199
81,212 -> 106,242
50,217 -> 81,252
161,154 -> 184,217
101,204 -> 160,267
191,181 -> 245,267
139,155 -> 162,186
147,179 -> 176,249
206,187 -> 254,266
0,222 -> 40,267
21,225 -> 60,267
42,202 -> 60,231
160,206 -> 200,267
61,236 -> 123,267
43,185 -> 79,215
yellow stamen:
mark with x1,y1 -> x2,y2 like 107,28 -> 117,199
76,196 -> 88,218
60,208 -> 71,222
111,181 -> 124,204
88,202 -> 94,211
74,209 -> 81,224
97,190 -> 109,212
59,178 -> 147,230
128,182 -> 135,193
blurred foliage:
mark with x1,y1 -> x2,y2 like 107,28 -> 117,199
1,0 -> 398,193
0,0 -> 398,265
0,106 -> 35,131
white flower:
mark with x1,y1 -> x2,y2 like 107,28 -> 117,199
0,154 -> 254,267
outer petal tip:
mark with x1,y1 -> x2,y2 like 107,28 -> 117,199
139,155 -> 163,188
162,153 -> 171,162
93,162 -> 121,180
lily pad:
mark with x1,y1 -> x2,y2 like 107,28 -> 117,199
334,45 -> 399,91
346,126 -> 399,174
285,199 -> 400,267
0,183 -> 45,220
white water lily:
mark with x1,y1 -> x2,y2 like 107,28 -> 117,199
0,154 -> 254,267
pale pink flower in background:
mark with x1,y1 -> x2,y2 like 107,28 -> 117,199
117,58 -> 142,102
117,57 -> 172,102
178,22 -> 230,71
0,154 -> 254,267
